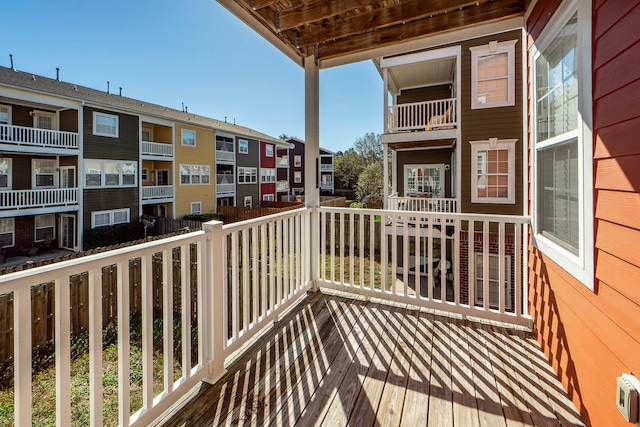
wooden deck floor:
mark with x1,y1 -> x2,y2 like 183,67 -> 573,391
155,292 -> 584,427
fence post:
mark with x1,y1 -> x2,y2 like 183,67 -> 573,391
202,220 -> 227,384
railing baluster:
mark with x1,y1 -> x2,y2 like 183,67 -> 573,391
181,244 -> 191,380
269,221 -> 276,313
88,268 -> 103,426
427,216 -> 433,301
349,213 -> 355,287
117,261 -> 131,427
468,220 -> 475,309
482,220 -> 490,311
231,232 -> 239,339
14,287 -> 32,427
142,254 -> 153,409
242,230 -> 250,333
261,224 -> 268,318
391,213 -> 397,294
55,275 -> 72,426
339,212 -> 345,285
415,219 -> 421,299
251,226 -> 259,324
163,248 -> 174,393
499,221 -> 506,314
359,213 -> 365,290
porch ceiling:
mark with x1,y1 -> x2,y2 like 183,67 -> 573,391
216,0 -> 527,68
388,138 -> 455,150
384,57 -> 456,95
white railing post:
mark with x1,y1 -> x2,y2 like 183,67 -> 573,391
14,287 -> 32,427
202,220 -> 227,384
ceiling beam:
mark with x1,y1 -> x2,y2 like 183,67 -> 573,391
316,0 -> 525,59
296,0 -> 490,47
277,0 -> 382,31
250,0 -> 278,10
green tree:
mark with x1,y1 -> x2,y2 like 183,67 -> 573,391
334,148 -> 365,190
355,162 -> 384,204
353,132 -> 382,165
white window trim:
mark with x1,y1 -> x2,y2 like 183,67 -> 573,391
470,39 -> 517,109
470,138 -> 516,204
294,171 -> 302,183
0,158 -> 12,189
91,208 -> 130,228
403,164 -> 445,197
0,217 -> 15,247
181,129 -> 196,147
190,201 -> 202,215
179,164 -> 210,186
244,196 -> 253,207
239,139 -> 249,154
34,214 -> 56,242
33,110 -> 58,130
141,168 -> 149,182
238,167 -> 257,184
260,168 -> 276,183
263,194 -> 274,201
0,105 -> 13,124
474,253 -> 513,310
265,144 -> 274,157
84,159 -> 138,188
93,111 -> 119,137
294,155 -> 302,167
530,0 -> 593,289
32,158 -> 57,189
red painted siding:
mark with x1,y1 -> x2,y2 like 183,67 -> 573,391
527,1 -> 640,426
260,142 -> 275,168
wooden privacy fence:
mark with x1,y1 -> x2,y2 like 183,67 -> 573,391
156,217 -> 204,235
217,204 -> 302,223
0,245 -> 198,365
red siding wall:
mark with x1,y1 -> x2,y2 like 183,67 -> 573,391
527,1 -> 640,426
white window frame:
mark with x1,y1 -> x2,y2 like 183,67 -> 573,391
142,126 -> 153,142
470,138 -> 516,204
244,196 -> 252,207
34,214 -> 56,242
404,164 -> 444,197
470,39 -> 517,109
32,158 -> 57,188
181,129 -> 196,147
0,105 -> 12,124
190,202 -> 202,215
91,208 -> 130,228
93,112 -> 119,137
33,110 -> 57,130
265,144 -> 274,157
238,167 -> 257,184
0,218 -> 15,247
294,155 -> 302,167
263,194 -> 275,202
260,168 -> 276,183
474,253 -> 513,310
84,160 -> 138,188
239,139 -> 249,154
179,164 -> 210,185
294,171 -> 302,184
141,168 -> 149,182
0,158 -> 12,189
530,0 -> 593,289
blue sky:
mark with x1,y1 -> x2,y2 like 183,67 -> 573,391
3,0 -> 382,153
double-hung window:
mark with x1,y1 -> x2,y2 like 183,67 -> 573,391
180,164 -> 210,185
294,171 -> 302,183
182,129 -> 196,147
531,0 -> 593,288
190,202 -> 202,215
265,144 -> 274,157
261,168 -> 276,183
93,112 -> 119,137
91,208 -> 130,228
0,105 -> 11,125
239,139 -> 249,154
470,40 -> 517,109
0,218 -> 15,247
85,160 -> 138,188
294,155 -> 302,167
470,139 -> 516,204
33,159 -> 56,188
35,214 -> 55,242
0,158 -> 11,189
238,167 -> 257,184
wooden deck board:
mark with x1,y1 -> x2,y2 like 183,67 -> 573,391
154,292 -> 584,427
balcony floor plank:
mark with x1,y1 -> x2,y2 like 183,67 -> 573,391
154,292 -> 584,427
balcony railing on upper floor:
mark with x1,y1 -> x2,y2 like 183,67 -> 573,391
387,98 -> 457,133
141,141 -> 173,158
0,188 -> 78,210
0,206 -> 529,426
389,195 -> 457,213
216,150 -> 234,163
276,180 -> 289,191
141,185 -> 173,201
320,163 -> 334,170
320,180 -> 334,189
216,174 -> 234,194
276,156 -> 289,167
0,124 -> 78,150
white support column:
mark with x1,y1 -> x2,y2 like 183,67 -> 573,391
383,143 -> 389,209
383,68 -> 389,134
392,149 -> 397,196
77,105 -> 84,251
304,55 -> 320,289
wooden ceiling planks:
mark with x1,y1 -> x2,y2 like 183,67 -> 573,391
232,0 -> 526,62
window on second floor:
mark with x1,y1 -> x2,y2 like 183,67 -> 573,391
265,144 -> 274,157
182,129 -> 196,147
33,159 -> 56,188
239,139 -> 249,154
294,155 -> 302,167
0,105 -> 12,125
470,138 -> 516,204
0,218 -> 15,247
93,112 -> 119,137
470,40 -> 517,109
0,158 -> 11,189
180,164 -> 210,185
85,160 -> 137,188
294,171 -> 302,183
238,167 -> 257,184
260,168 -> 276,183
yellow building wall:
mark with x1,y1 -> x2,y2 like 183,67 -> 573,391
174,124 -> 216,217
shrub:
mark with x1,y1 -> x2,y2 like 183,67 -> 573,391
83,223 -> 145,250
183,213 -> 224,222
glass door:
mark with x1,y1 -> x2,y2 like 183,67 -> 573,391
59,214 -> 76,251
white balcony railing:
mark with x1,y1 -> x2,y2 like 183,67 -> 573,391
0,124 -> 79,149
276,156 -> 289,167
387,98 -> 457,133
216,150 -> 234,163
141,141 -> 173,157
0,188 -> 78,210
277,180 -> 289,191
320,180 -> 334,189
320,163 -> 333,170
389,196 -> 457,213
141,185 -> 173,200
1,206 -> 529,426
1,208 -> 311,427
216,174 -> 234,194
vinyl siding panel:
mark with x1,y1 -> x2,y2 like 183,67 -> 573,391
174,124 -> 215,216
528,2 -> 640,426
397,84 -> 452,104
396,149 -> 452,197
460,29 -> 524,215
83,106 -> 139,160
83,188 -> 139,231
59,109 -> 78,133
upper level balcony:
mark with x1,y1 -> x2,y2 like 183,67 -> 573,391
276,180 -> 289,191
0,187 -> 79,216
141,141 -> 173,159
386,98 -> 457,134
141,185 -> 174,204
216,140 -> 235,164
276,155 -> 289,167
216,173 -> 234,195
0,207 -> 584,427
0,124 -> 79,154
